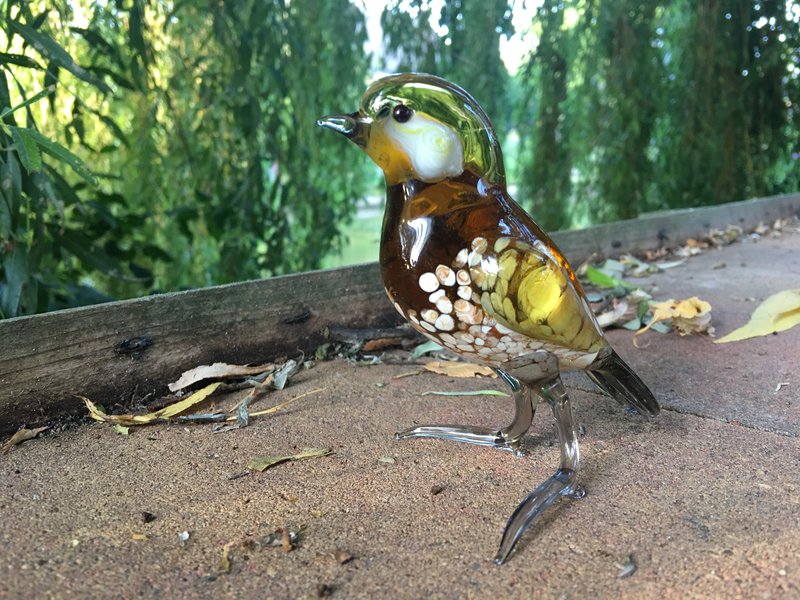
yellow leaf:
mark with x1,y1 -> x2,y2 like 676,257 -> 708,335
156,382 -> 222,418
423,361 -> 497,378
715,289 -> 800,344
635,297 -> 714,345
79,382 -> 222,426
246,447 -> 333,472
219,541 -> 235,574
132,533 -> 148,541
233,387 -> 325,419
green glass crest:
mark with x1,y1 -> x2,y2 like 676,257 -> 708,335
360,73 -> 506,186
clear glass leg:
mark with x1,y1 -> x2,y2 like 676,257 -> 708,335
395,369 -> 537,454
494,375 -> 582,565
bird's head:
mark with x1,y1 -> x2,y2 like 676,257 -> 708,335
317,73 -> 505,187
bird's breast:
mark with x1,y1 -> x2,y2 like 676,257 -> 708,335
380,199 -> 605,371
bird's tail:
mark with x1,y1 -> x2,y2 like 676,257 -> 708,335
587,349 -> 659,416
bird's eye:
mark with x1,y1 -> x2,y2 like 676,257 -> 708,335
392,104 -> 413,123
376,105 -> 390,119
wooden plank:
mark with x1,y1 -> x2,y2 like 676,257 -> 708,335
1,193 -> 798,434
0,263 -> 399,434
551,193 -> 800,260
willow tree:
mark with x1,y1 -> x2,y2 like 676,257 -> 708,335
516,0 -> 799,229
516,0 -> 574,231
122,0 -> 372,286
578,0 -> 662,221
1,0 -> 372,317
654,0 -> 800,209
381,0 -> 514,130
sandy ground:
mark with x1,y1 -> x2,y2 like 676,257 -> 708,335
1,232 -> 799,599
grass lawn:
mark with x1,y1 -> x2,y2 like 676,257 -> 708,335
321,209 -> 384,269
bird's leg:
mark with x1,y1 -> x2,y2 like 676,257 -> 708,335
494,374 -> 582,565
395,369 -> 537,455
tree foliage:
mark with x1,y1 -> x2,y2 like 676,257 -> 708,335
519,0 -> 800,229
1,0 -> 370,318
381,0 -> 514,129
1,1 -> 799,319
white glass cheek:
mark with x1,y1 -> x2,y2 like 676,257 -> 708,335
384,114 -> 464,182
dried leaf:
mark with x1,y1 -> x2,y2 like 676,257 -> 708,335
132,533 -> 148,541
635,297 -> 714,345
169,362 -> 274,392
708,224 -> 742,247
423,361 -> 496,378
363,337 -> 401,352
219,541 -> 235,574
1,426 -> 47,454
279,527 -> 295,553
241,387 -> 325,418
619,255 -> 658,277
113,424 -> 130,435
334,549 -> 355,564
715,289 -> 800,344
262,359 -> 299,391
654,259 -> 687,270
81,382 -> 222,426
246,447 -> 332,472
674,239 -> 705,257
421,389 -> 509,397
596,301 -> 629,328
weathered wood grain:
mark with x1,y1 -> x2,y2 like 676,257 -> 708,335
0,263 -> 399,434
1,193 -> 798,434
552,193 -> 800,260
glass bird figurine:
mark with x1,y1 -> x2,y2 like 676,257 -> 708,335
318,73 -> 659,564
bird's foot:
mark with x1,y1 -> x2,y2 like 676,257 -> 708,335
494,374 -> 582,565
395,425 -> 525,455
567,485 -> 586,500
395,368 -> 537,456
494,468 -> 579,565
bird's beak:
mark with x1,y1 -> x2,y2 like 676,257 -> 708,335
316,112 -> 369,148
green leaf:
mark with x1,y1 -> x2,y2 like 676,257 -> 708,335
22,129 -> 96,185
90,112 -> 129,147
9,127 -> 42,173
421,389 -> 510,397
55,228 -> 122,275
410,340 -> 443,360
0,52 -> 43,69
7,20 -> 72,64
1,243 -> 29,318
0,86 -> 55,118
7,20 -> 112,94
585,265 -> 634,289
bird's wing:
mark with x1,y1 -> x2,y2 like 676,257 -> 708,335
467,235 -> 606,356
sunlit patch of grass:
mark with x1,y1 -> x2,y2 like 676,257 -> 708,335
322,209 -> 384,269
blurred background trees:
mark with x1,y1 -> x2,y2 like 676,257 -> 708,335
1,0 -> 798,318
